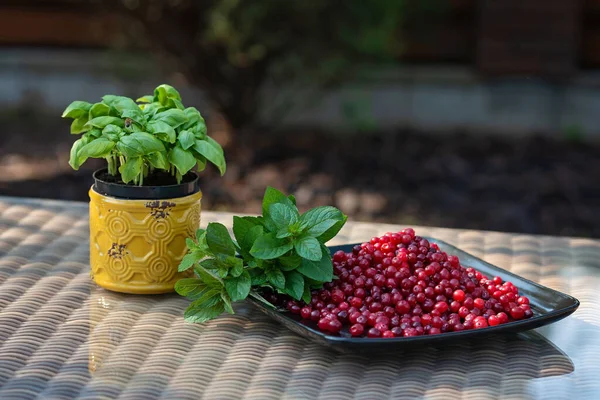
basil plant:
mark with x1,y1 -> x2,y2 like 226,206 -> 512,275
62,84 -> 225,185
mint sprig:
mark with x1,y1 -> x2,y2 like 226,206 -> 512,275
175,186 -> 348,323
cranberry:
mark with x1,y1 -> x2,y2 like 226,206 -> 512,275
350,324 -> 364,337
488,315 -> 500,326
510,306 -> 525,320
367,328 -> 382,338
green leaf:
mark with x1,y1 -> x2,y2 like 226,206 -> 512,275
224,271 -> 251,301
178,252 -> 200,272
146,120 -> 176,143
316,214 -> 348,243
288,194 -> 297,206
266,268 -> 285,289
294,236 -> 322,261
168,145 -> 196,176
194,264 -> 222,287
306,219 -> 339,237
183,107 -> 205,129
85,116 -> 124,129
269,203 -> 299,229
119,157 -> 143,183
102,124 -> 122,141
204,136 -> 223,154
136,95 -> 154,103
116,136 -> 144,158
155,109 -> 188,128
250,270 -> 268,286
230,258 -> 244,278
68,135 -> 92,170
193,121 -> 208,138
250,232 -> 293,260
102,95 -> 138,112
195,156 -> 207,172
196,228 -> 206,242
147,151 -> 169,170
129,132 -> 165,154
302,283 -> 312,304
184,296 -> 225,323
239,225 -> 264,257
262,187 -> 295,221
178,130 -> 196,150
284,270 -> 304,300
89,102 -> 111,119
154,84 -> 182,104
121,108 -> 146,126
296,252 -> 333,282
232,216 -> 261,245
206,222 -> 236,256
70,116 -> 90,134
79,138 -> 115,158
221,292 -> 235,314
142,103 -> 165,118
275,228 -> 292,239
279,254 -> 302,270
174,278 -> 206,297
88,129 -> 102,138
193,140 -> 226,175
62,101 -> 92,119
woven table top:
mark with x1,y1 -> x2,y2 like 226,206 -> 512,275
0,196 -> 599,400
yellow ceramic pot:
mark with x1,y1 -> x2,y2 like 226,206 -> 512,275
89,186 -> 201,294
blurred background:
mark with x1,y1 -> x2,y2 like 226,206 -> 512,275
0,0 -> 599,237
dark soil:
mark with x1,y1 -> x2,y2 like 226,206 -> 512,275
2,116 -> 600,238
96,168 -> 197,187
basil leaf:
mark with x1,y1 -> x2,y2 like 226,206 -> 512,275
128,132 -> 165,154
184,296 -> 225,323
178,130 -> 196,150
121,108 -> 146,126
68,136 -> 92,170
266,268 -> 285,289
193,140 -> 226,175
168,145 -> 196,176
250,232 -> 293,260
70,116 -> 90,134
142,103 -> 166,118
102,124 -> 122,141
224,270 -> 251,301
117,136 -> 144,158
206,222 -> 236,256
183,107 -> 204,130
136,95 -> 154,103
146,120 -> 176,143
174,278 -> 206,297
62,101 -> 92,119
284,270 -> 304,300
296,252 -> 333,282
85,116 -> 124,129
154,84 -> 182,104
89,102 -> 111,118
147,151 -> 169,170
268,203 -> 299,229
294,236 -> 322,261
88,129 -> 102,138
119,157 -> 143,183
79,138 -> 115,158
102,95 -> 138,112
155,109 -> 187,128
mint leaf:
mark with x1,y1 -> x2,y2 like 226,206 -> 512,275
262,187 -> 295,230
288,194 -> 296,205
224,270 -> 251,301
302,283 -> 312,304
297,252 -> 333,282
284,270 -> 304,300
266,268 -> 285,289
232,216 -> 261,245
279,254 -> 302,271
268,203 -> 298,229
194,264 -> 222,287
174,278 -> 206,297
316,214 -> 348,243
184,295 -> 225,323
196,228 -> 206,241
178,252 -> 200,272
294,236 -> 322,261
276,228 -> 292,239
306,219 -> 339,237
221,292 -> 235,314
250,233 -> 293,260
206,222 -> 235,256
250,270 -> 268,286
299,206 -> 343,230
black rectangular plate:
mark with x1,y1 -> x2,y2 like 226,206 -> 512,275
247,237 -> 580,353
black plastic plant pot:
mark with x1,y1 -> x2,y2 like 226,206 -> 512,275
92,168 -> 200,200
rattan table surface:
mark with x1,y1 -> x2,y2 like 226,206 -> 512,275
0,196 -> 599,400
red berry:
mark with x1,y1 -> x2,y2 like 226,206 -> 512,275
350,323 -> 365,337
367,328 -> 382,338
510,306 -> 525,320
488,315 -> 500,326
300,307 -> 312,319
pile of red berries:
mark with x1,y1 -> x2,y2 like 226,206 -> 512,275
282,228 -> 533,338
